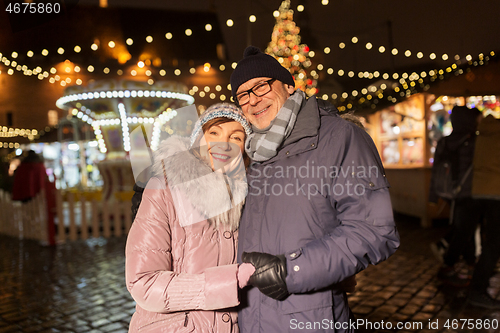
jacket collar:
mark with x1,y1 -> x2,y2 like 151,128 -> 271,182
283,96 -> 320,146
152,136 -> 247,230
258,96 -> 320,164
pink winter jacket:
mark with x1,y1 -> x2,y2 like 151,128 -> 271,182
126,136 -> 247,333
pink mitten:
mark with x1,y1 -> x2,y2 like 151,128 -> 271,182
237,263 -> 256,288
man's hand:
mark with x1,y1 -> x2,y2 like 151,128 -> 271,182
242,252 -> 289,300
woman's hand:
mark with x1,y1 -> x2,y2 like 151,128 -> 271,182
237,263 -> 255,288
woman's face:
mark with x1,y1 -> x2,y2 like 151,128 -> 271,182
199,121 -> 246,171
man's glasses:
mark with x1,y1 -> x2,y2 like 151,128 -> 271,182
236,79 -> 276,106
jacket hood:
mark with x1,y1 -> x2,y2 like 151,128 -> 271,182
151,135 -> 247,231
450,106 -> 481,134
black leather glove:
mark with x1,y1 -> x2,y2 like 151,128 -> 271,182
131,166 -> 152,222
131,182 -> 145,222
242,252 -> 289,301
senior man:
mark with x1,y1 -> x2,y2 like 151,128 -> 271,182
232,46 -> 400,332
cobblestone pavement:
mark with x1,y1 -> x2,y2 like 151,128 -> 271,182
0,215 -> 499,333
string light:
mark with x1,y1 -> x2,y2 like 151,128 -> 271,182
329,52 -> 495,108
0,5 -> 493,111
0,126 -> 38,139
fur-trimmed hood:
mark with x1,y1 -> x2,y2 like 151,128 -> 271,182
151,135 -> 247,231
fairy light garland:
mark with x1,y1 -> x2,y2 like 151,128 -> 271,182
0,1 -> 489,82
332,51 -> 497,111
0,0 -> 497,113
0,126 -> 38,139
2,44 -> 496,115
0,142 -> 21,149
0,126 -> 38,149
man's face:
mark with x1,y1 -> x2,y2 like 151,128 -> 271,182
236,77 -> 295,129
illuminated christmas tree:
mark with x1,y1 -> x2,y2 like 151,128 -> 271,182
265,0 -> 318,96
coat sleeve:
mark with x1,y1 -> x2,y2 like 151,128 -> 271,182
428,138 -> 446,203
285,122 -> 400,294
125,177 -> 239,313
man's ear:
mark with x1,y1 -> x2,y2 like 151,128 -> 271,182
284,83 -> 295,95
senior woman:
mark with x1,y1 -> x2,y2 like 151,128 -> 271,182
126,103 -> 255,332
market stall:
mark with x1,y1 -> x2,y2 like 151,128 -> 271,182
367,93 -> 500,227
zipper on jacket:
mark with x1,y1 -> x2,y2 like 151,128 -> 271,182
184,312 -> 189,327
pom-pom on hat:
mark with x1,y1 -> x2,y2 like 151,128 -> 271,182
230,46 -> 295,101
190,103 -> 252,147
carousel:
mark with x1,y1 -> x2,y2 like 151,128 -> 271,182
56,79 -> 195,201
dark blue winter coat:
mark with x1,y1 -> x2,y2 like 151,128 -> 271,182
237,97 -> 400,332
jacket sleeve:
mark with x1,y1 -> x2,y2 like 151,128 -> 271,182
428,138 -> 446,203
125,177 -> 239,313
285,122 -> 400,294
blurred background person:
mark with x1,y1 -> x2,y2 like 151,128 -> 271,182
12,150 -> 48,202
429,106 -> 483,286
467,114 -> 500,309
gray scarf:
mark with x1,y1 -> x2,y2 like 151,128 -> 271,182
245,89 -> 305,162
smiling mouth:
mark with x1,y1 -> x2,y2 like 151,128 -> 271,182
211,153 -> 230,161
253,106 -> 269,117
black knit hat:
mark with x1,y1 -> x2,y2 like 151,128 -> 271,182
230,46 -> 295,100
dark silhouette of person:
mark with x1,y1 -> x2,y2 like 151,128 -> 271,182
429,106 -> 483,286
468,114 -> 500,309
